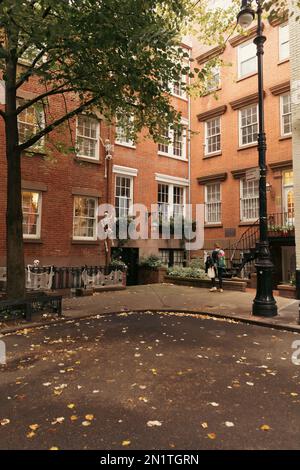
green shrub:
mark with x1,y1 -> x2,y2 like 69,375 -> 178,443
167,266 -> 207,279
139,255 -> 165,269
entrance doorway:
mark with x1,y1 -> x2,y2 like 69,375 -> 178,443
111,247 -> 139,285
283,170 -> 294,225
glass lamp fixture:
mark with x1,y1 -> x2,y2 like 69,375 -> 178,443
237,0 -> 255,28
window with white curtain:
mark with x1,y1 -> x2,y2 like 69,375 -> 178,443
239,105 -> 258,146
238,40 -> 257,78
280,93 -> 292,136
279,23 -> 289,61
205,183 -> 221,224
240,179 -> 259,221
76,115 -> 100,160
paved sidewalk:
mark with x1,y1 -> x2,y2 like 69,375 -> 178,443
1,283 -> 299,334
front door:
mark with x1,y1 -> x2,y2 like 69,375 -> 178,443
111,247 -> 139,286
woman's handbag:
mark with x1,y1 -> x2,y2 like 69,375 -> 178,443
207,266 -> 216,279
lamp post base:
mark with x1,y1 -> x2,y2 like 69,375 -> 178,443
252,242 -> 278,317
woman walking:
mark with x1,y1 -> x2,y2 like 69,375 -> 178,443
207,243 -> 226,292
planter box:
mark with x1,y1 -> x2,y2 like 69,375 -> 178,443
277,284 -> 296,299
165,275 -> 247,292
138,267 -> 168,285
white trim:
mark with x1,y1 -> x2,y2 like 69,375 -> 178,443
115,141 -> 136,149
22,191 -> 42,239
73,196 -> 98,241
113,165 -> 138,177
279,23 -> 289,62
115,174 -> 134,218
280,93 -> 292,137
75,115 -> 100,160
155,173 -> 189,186
237,39 -> 257,79
239,104 -> 258,147
204,116 -> 221,156
204,182 -> 221,224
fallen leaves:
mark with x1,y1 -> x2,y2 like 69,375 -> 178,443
147,420 -> 162,427
122,440 -> 131,446
260,424 -> 271,431
51,417 -> 65,425
0,419 -> 10,426
207,433 -> 216,440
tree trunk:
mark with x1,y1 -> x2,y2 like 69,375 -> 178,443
5,57 -> 25,300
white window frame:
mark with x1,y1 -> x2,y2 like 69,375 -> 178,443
237,39 -> 257,79
157,124 -> 187,160
171,54 -> 189,100
73,196 -> 97,241
279,23 -> 289,62
239,104 -> 258,147
76,115 -> 100,160
115,115 -> 136,148
280,93 -> 292,137
22,191 -> 42,239
206,64 -> 221,93
205,117 -> 221,156
115,175 -> 134,218
240,179 -> 259,222
17,100 -> 45,149
204,183 -> 221,224
158,183 -> 186,219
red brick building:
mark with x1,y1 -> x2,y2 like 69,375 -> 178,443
190,18 -> 294,286
0,44 -> 192,279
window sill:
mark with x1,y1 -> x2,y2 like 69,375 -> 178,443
74,156 -> 101,165
203,151 -> 222,159
115,142 -> 136,149
202,86 -> 222,97
239,221 -> 259,226
171,93 -> 188,102
72,239 -> 99,245
278,58 -> 289,65
204,223 -> 223,228
157,152 -> 188,162
23,148 -> 46,157
23,238 -> 43,244
279,135 -> 292,141
237,143 -> 257,151
236,72 -> 258,83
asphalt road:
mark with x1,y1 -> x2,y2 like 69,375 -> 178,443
0,311 -> 300,450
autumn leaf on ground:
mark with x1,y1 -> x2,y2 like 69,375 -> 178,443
85,414 -> 94,421
67,404 -> 75,409
29,424 -> 39,431
260,424 -> 271,431
0,419 -> 10,426
82,421 -> 91,427
139,397 -> 149,403
209,402 -> 219,407
147,420 -> 162,427
122,440 -> 131,446
208,433 -> 216,439
150,368 -> 157,375
49,447 -> 59,450
225,421 -> 235,427
70,415 -> 78,421
26,431 -> 35,438
201,422 -> 208,429
51,417 -> 65,425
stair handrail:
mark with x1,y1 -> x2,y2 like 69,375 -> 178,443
230,219 -> 259,263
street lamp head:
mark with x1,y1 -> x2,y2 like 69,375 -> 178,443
237,1 -> 255,29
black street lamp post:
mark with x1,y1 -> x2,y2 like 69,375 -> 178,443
237,0 -> 278,317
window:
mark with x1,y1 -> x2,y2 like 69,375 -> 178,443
159,249 -> 184,267
115,176 -> 133,218
158,127 -> 169,154
206,65 -> 221,93
22,191 -> 42,239
239,105 -> 258,146
279,23 -> 289,61
76,115 -> 100,160
205,183 -> 221,224
73,196 -> 97,240
240,179 -> 259,221
283,170 -> 294,224
18,100 -> 45,148
205,117 -> 221,155
158,183 -> 185,219
238,40 -> 257,78
115,115 -> 135,147
157,125 -> 187,159
280,93 -> 292,136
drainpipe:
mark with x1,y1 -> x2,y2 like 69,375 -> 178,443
187,47 -> 192,264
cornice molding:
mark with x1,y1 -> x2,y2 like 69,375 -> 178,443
230,92 -> 264,110
22,180 -> 48,192
229,24 -> 264,48
268,14 -> 288,27
270,81 -> 290,96
231,167 -> 257,179
196,45 -> 225,65
269,160 -> 293,171
197,172 -> 227,185
72,187 -> 102,197
197,105 -> 227,122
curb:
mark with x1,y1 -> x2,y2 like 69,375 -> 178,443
1,307 -> 300,335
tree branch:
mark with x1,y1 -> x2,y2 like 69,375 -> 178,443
16,83 -> 76,114
18,96 -> 98,151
